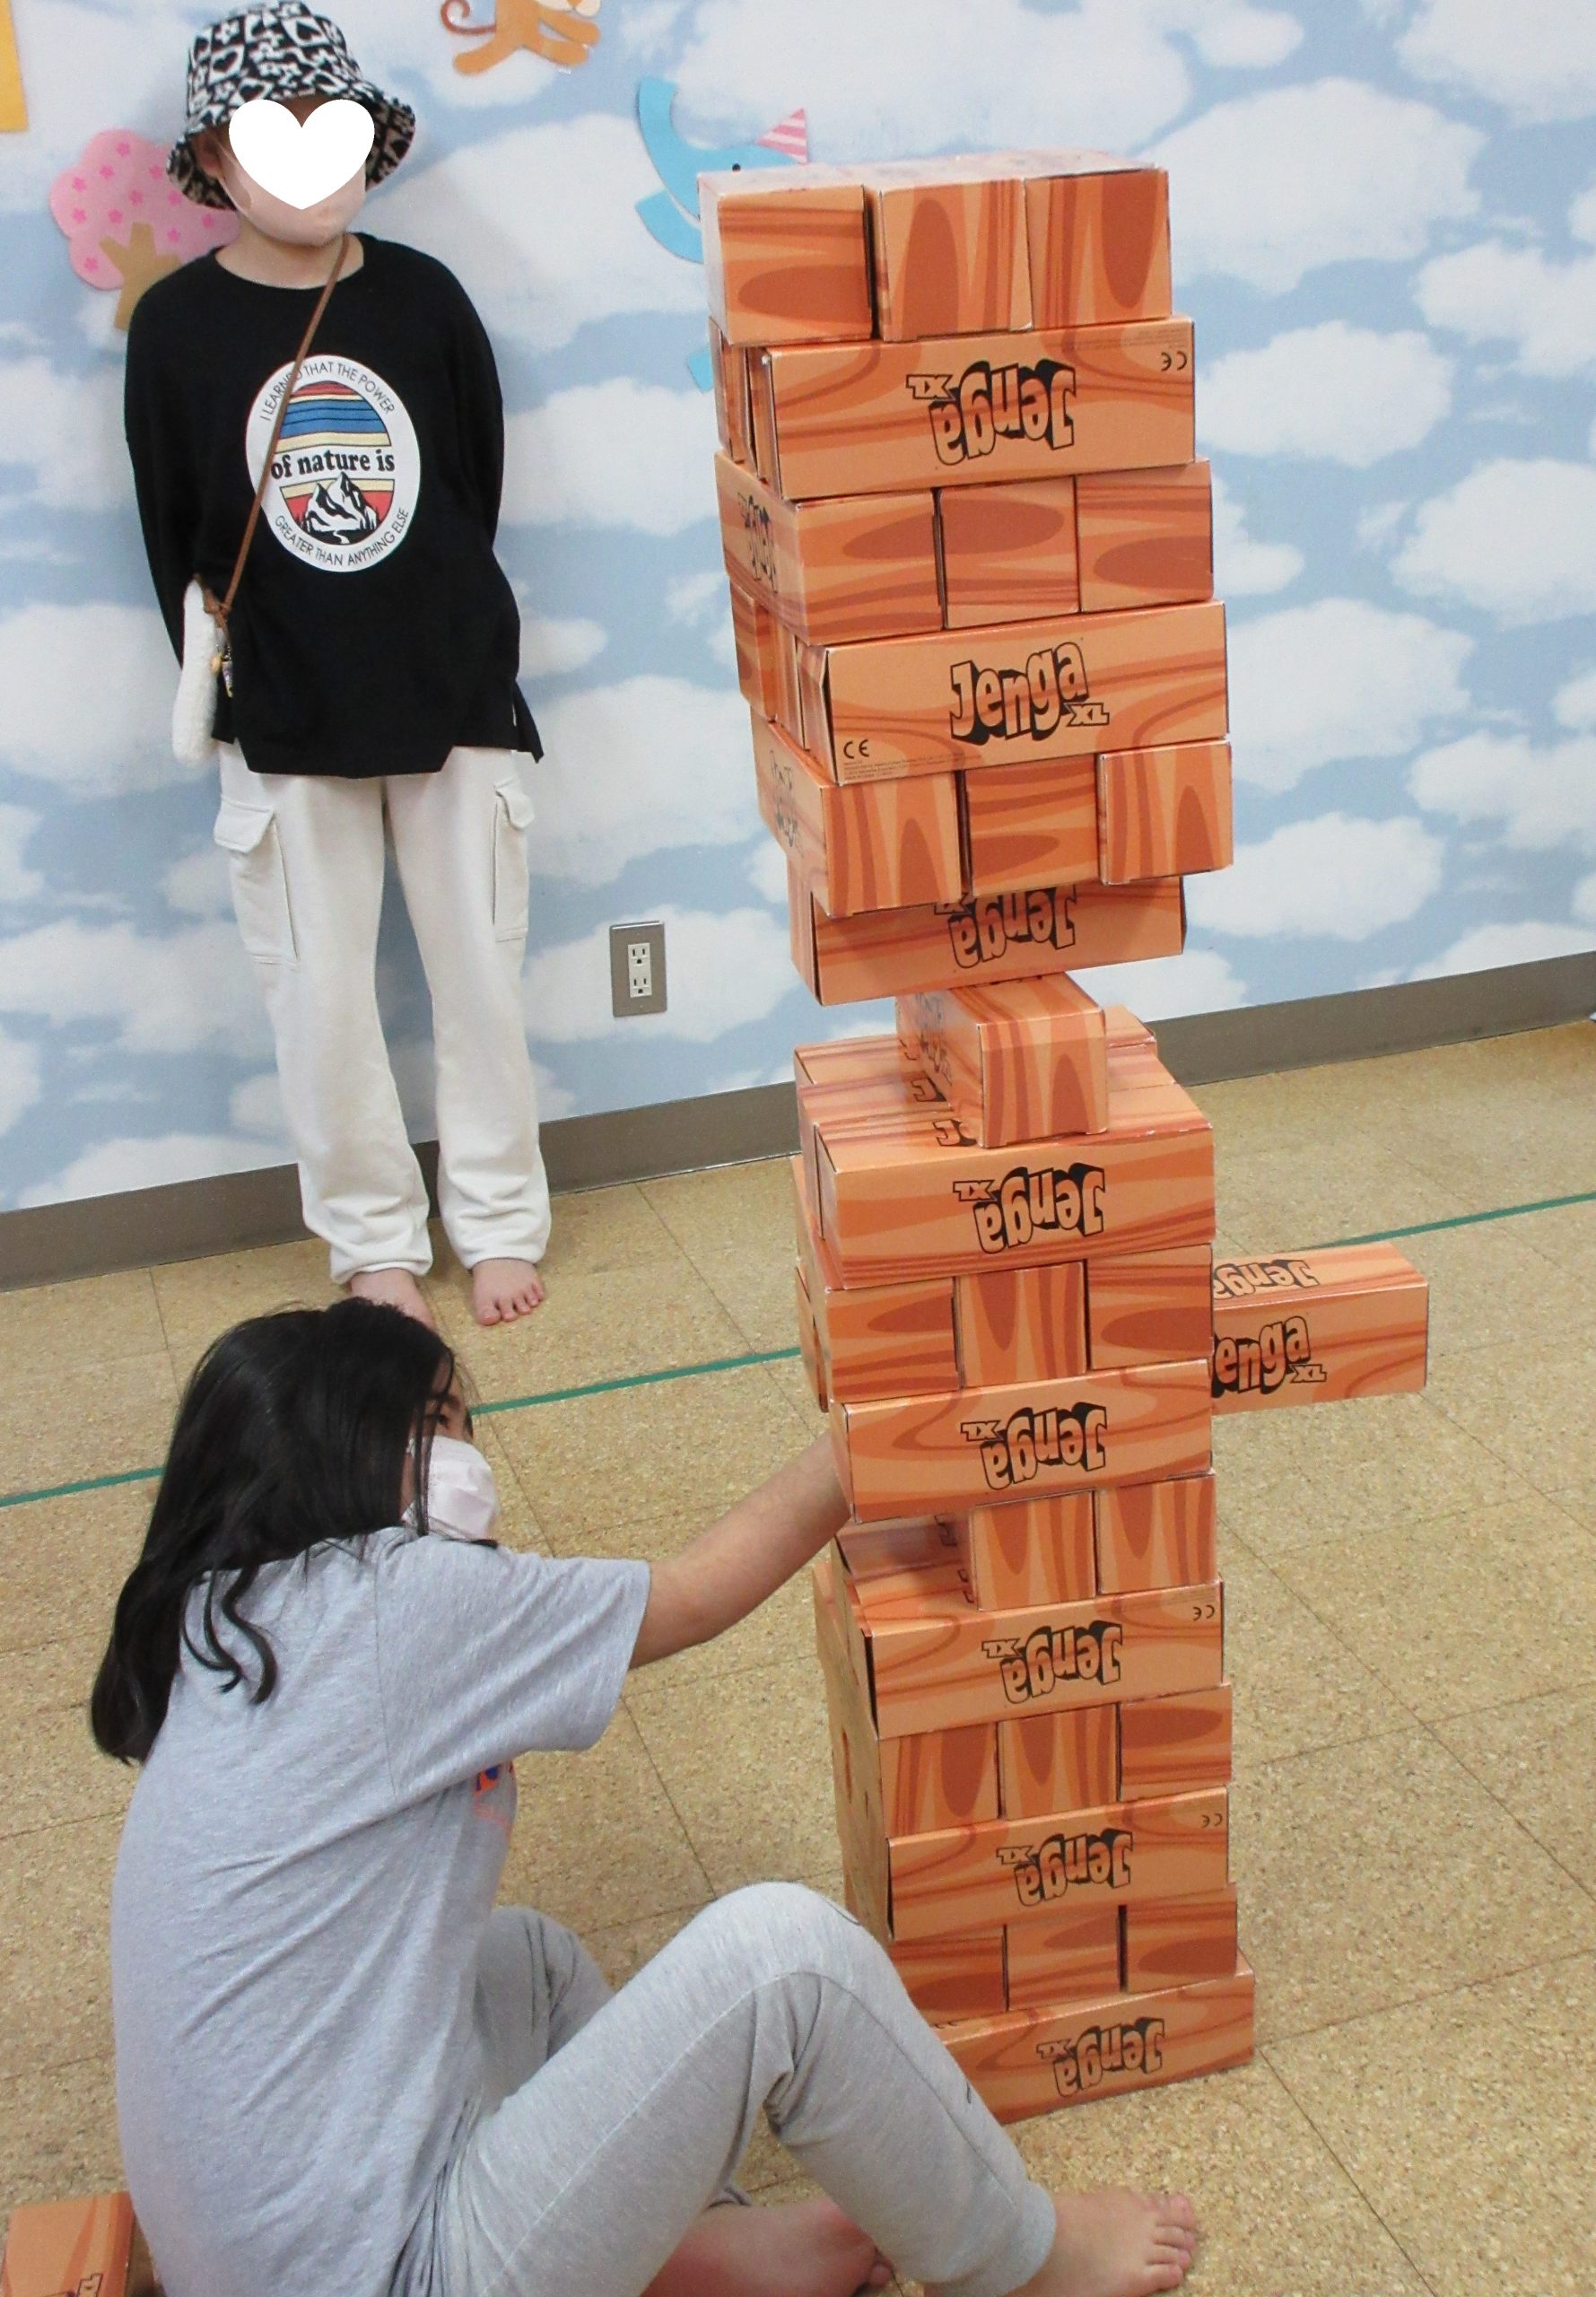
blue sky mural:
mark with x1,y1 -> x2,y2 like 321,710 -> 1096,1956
1,0 -> 1593,1210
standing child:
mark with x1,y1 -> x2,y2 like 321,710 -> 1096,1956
126,4 -> 550,1328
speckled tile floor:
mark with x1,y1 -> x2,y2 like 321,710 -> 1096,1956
3,1023 -> 1595,2295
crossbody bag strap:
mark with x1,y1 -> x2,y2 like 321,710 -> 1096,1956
205,231 -> 352,638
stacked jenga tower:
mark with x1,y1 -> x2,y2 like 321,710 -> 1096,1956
700,153 -> 1430,2122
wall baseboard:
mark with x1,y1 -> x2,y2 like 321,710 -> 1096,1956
3,953 -> 1592,1291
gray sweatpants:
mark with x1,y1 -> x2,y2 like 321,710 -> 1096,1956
421,1882 -> 1057,2297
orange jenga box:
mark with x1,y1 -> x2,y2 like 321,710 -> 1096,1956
1086,1244 -> 1214,1367
1095,1472 -> 1217,1595
752,712 -> 963,916
728,579 -> 781,720
709,322 -> 753,467
715,454 -> 941,645
794,1260 -> 828,1413
752,317 -> 1196,502
812,1061 -> 1215,1285
964,1493 -> 1097,1608
1118,1681 -> 1233,1802
1209,1245 -> 1429,1414
962,755 -> 1102,893
999,1700 -> 1118,1818
899,975 -> 1110,1147
1023,159 -> 1172,330
832,1358 -> 1211,1522
955,1261 -> 1089,1387
939,462 -> 1211,628
793,1035 -> 945,1210
1005,1904 -> 1121,2013
1099,740 -> 1234,884
699,167 -> 875,346
797,1192 -> 961,1405
0,2194 -> 149,2297
804,600 -> 1228,785
1124,1887 -> 1239,1993
888,1783 -> 1230,1940
861,160 -> 1032,340
792,876 -> 1187,1006
944,1957 -> 1254,2123
891,1929 -> 1008,2022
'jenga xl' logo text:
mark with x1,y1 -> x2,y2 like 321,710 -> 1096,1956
907,357 -> 1077,466
981,1620 -> 1125,1702
944,887 -> 1077,969
1213,1257 -> 1321,1299
735,486 -> 777,590
1040,2018 -> 1165,2099
948,642 -> 1110,747
962,1402 -> 1109,1490
955,1163 -> 1107,1255
1211,1314 -> 1324,1398
1001,1825 -> 1132,1910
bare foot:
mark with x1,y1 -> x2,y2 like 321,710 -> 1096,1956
471,1257 -> 545,1325
982,2189 -> 1199,2297
346,1267 -> 437,1330
645,2197 -> 891,2297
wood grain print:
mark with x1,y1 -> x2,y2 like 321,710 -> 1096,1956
715,454 -> 941,645
1025,164 -> 1172,330
869,172 -> 1032,340
752,711 -> 962,916
1099,740 -> 1234,884
1210,1244 -> 1429,1413
699,173 -> 874,346
900,976 -> 1110,1148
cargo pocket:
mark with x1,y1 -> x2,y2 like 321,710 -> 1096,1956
214,796 -> 297,965
492,773 -> 536,943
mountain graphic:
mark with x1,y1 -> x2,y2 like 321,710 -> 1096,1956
299,469 -> 382,544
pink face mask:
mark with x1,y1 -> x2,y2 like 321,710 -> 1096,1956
417,1435 -> 502,1543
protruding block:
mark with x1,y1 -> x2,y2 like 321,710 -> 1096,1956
1119,1682 -> 1234,1804
866,167 -> 1032,340
716,454 -> 942,645
899,976 -> 1110,1147
892,1929 -> 1008,2022
956,1262 -> 1089,1388
1210,1245 -> 1430,1413
791,876 -> 1187,1007
1025,162 -> 1172,330
1098,740 -> 1234,884
963,757 -> 1101,895
1087,1245 -> 1214,1368
752,712 -> 963,917
1124,1887 -> 1239,1993
999,1702 -> 1118,1819
944,1956 -> 1254,2124
699,170 -> 874,346
964,1494 -> 1097,1609
1095,1473 -> 1217,1596
1005,1905 -> 1120,2011
1074,463 -> 1213,614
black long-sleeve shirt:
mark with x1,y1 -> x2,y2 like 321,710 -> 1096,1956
124,234 -> 540,777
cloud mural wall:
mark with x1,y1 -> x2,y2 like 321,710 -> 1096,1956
1,0 -> 1593,1213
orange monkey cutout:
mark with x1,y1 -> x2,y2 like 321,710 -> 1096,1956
440,0 -> 601,74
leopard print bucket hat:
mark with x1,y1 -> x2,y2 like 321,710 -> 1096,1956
170,4 -> 415,210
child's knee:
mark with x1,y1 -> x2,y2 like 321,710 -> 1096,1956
702,1881 -> 881,1992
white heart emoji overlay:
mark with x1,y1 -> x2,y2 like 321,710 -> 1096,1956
228,98 -> 375,212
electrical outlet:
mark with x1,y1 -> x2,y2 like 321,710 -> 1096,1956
609,921 -> 667,1017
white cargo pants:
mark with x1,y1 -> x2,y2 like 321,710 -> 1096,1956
214,743 -> 551,1283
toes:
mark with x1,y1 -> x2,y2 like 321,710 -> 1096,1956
1160,2193 -> 1198,2235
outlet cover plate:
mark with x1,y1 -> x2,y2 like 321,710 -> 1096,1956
609,921 -> 667,1017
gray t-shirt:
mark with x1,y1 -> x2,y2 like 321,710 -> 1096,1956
110,1526 -> 651,2297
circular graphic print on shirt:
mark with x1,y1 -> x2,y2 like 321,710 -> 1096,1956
244,354 -> 421,574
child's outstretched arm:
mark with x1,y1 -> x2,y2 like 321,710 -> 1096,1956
631,1435 -> 850,1669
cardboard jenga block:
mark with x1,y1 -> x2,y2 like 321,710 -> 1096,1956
716,454 -> 942,645
1099,740 -> 1234,884
794,1260 -> 828,1411
898,977 -> 1110,1148
1005,1905 -> 1121,2012
940,477 -> 1079,628
892,1929 -> 1008,2022
710,322 -> 753,467
1118,1682 -> 1233,1804
945,1956 -> 1254,2124
999,1701 -> 1118,1819
889,1785 -> 1229,1940
798,1202 -> 960,1402
1095,1472 -> 1217,1596
772,616 -> 806,744
753,712 -> 963,916
753,318 -> 1196,502
747,348 -> 780,482
0,2193 -> 153,2297
830,1563 -> 1225,1739
955,1262 -> 1089,1388
833,1357 -> 1211,1523
813,1066 -> 1215,1284
1086,1245 -> 1214,1367
699,170 -> 875,346
804,599 -> 1228,785
866,165 -> 1032,339
1210,1245 -> 1430,1414
962,757 -> 1102,895
1025,162 -> 1172,330
728,580 -> 781,720
1124,1887 -> 1239,1993
1074,464 -> 1213,614
964,1494 -> 1097,1609
882,1724 -> 1002,1834
791,875 -> 1186,1006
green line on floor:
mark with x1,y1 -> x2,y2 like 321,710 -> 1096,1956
4,1186 -> 1593,1515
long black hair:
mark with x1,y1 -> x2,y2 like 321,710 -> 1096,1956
92,1298 -> 457,1764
